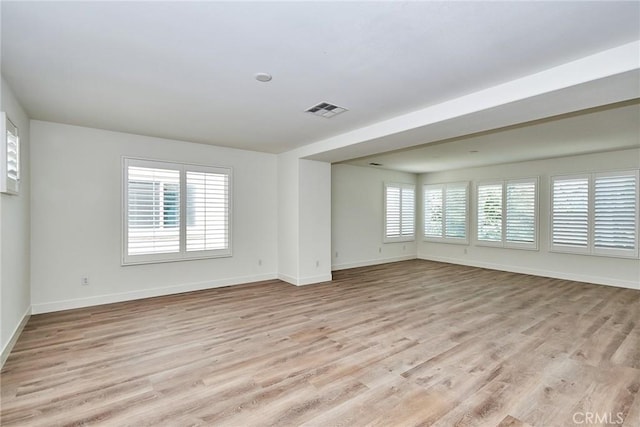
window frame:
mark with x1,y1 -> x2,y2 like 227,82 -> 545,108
550,170 -> 639,259
122,157 -> 233,265
423,182 -> 470,245
475,177 -> 539,250
383,182 -> 415,243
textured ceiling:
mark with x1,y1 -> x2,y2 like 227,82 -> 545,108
2,1 -> 639,155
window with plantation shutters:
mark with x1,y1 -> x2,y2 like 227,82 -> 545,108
424,182 -> 469,243
1,113 -> 19,195
384,183 -> 415,242
552,171 -> 638,258
476,178 -> 538,249
123,158 -> 232,264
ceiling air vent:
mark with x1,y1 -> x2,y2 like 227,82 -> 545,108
305,102 -> 348,118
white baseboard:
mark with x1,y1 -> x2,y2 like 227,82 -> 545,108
1,305 -> 31,368
297,273 -> 333,286
31,273 -> 278,314
417,255 -> 640,290
278,273 -> 332,286
332,255 -> 417,271
277,273 -> 298,285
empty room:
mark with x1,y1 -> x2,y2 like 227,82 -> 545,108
1,1 -> 639,426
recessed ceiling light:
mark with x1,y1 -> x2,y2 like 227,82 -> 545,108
255,73 -> 272,82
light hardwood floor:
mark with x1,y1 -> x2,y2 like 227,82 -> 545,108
1,260 -> 639,426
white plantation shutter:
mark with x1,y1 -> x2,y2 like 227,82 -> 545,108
506,180 -> 536,247
186,171 -> 229,252
123,158 -> 232,264
384,183 -> 415,241
477,183 -> 503,243
445,184 -> 468,240
551,176 -> 589,252
424,186 -> 443,238
385,185 -> 401,238
1,113 -> 19,194
6,121 -> 18,184
594,172 -> 638,257
401,186 -> 415,237
127,166 -> 181,256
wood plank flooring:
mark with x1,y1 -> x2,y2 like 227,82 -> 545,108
1,260 -> 639,426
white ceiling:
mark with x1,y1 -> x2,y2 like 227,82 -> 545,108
343,101 -> 640,173
2,1 -> 639,155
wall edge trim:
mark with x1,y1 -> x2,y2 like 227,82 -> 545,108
1,305 -> 32,368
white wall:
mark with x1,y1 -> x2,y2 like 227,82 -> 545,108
1,77 -> 31,364
30,121 -> 278,313
418,148 -> 640,289
332,164 -> 417,270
